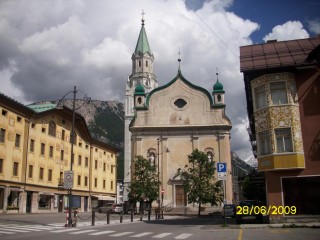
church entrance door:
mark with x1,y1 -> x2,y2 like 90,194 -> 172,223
175,185 -> 185,206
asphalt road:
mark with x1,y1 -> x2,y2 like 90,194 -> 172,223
0,213 -> 319,240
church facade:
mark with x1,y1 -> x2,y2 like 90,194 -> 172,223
125,19 -> 233,207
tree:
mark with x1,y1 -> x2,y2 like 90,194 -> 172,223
242,170 -> 266,204
128,155 -> 160,208
181,149 -> 223,216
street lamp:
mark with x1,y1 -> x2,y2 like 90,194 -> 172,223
57,86 -> 90,227
156,137 -> 169,219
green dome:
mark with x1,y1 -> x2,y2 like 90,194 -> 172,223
134,84 -> 145,95
213,80 -> 223,91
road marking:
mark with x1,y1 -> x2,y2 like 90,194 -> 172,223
89,230 -> 115,235
238,229 -> 243,240
0,231 -> 15,234
69,230 -> 97,234
51,228 -> 79,233
131,232 -> 153,237
109,232 -> 134,237
175,233 -> 193,239
152,233 -> 172,238
0,228 -> 30,233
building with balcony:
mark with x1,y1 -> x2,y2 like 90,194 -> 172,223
0,93 -> 118,213
240,36 -> 320,215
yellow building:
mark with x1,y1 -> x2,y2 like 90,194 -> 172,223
0,93 -> 118,213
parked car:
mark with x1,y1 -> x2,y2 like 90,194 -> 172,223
222,204 -> 236,218
236,200 -> 263,224
98,203 -> 123,214
97,203 -> 113,213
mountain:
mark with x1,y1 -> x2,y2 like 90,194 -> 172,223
231,151 -> 254,177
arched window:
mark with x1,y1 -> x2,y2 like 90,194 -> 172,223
217,95 -> 221,102
147,149 -> 156,166
48,121 -> 56,137
204,148 -> 214,162
207,151 -> 213,162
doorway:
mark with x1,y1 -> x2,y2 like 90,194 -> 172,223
26,191 -> 32,213
175,185 -> 185,206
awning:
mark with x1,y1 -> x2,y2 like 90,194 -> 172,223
39,192 -> 55,196
9,187 -> 23,192
91,195 -> 115,201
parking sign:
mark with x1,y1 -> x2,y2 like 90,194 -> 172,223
217,163 -> 227,181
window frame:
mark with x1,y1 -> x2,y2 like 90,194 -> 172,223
270,81 -> 288,105
275,128 -> 293,153
258,130 -> 271,155
0,128 -> 6,143
254,85 -> 267,109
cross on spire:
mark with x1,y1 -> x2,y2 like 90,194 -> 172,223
141,10 -> 145,25
216,67 -> 219,81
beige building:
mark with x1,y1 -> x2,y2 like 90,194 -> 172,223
0,93 -> 118,214
130,69 -> 233,208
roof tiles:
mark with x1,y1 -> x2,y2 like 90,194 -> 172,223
240,37 -> 320,71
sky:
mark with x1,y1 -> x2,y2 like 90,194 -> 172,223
0,0 -> 319,161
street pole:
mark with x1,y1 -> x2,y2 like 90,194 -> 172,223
68,86 -> 76,227
217,131 -> 226,225
157,138 -> 160,219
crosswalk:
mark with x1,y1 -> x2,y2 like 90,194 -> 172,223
0,223 -> 193,239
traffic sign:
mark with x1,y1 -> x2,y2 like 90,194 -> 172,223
217,163 -> 227,181
217,163 -> 226,173
218,172 -> 227,180
64,170 -> 74,189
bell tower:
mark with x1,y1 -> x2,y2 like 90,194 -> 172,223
124,15 -> 157,201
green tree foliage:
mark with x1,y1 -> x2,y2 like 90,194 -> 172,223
128,155 -> 160,204
181,149 -> 223,216
242,170 -> 266,204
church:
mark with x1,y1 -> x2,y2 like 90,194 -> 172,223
124,18 -> 233,208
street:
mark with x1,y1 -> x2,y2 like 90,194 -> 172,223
0,213 -> 319,240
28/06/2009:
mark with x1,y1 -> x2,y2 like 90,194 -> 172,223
236,206 -> 296,215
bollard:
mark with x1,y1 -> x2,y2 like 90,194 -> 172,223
107,211 -> 110,224
65,211 -> 69,227
73,210 -> 78,227
148,210 -> 150,221
120,212 -> 123,223
140,211 -> 142,221
161,209 -> 164,219
131,210 -> 133,222
92,211 -> 95,226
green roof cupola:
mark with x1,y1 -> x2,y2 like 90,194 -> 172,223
134,83 -> 145,96
213,72 -> 224,93
134,83 -> 146,109
212,72 -> 225,106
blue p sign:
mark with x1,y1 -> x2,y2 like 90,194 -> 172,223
217,163 -> 226,173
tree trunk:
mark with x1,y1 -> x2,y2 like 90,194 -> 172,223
198,202 -> 201,217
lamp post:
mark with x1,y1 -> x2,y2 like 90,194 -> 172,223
58,86 -> 90,227
157,139 -> 160,219
68,86 -> 76,227
156,137 -> 169,219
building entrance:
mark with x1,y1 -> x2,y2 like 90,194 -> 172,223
282,176 -> 320,214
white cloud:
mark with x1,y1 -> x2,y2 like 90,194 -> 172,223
263,21 -> 309,42
308,19 -> 320,35
0,0 -> 260,160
